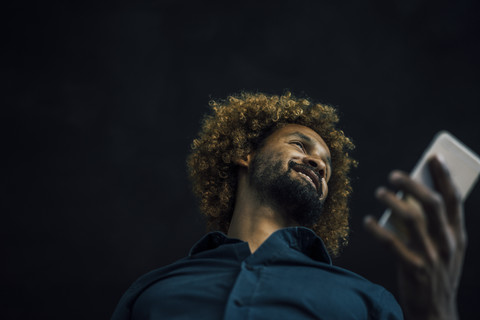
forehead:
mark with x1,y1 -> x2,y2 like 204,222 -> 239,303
266,124 -> 330,154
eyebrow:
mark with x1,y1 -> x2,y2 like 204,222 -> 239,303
288,132 -> 313,144
287,132 -> 332,167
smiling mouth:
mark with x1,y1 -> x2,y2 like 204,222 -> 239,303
297,171 -> 317,189
291,165 -> 322,196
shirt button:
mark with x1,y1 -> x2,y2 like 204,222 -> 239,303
234,299 -> 243,306
245,264 -> 254,271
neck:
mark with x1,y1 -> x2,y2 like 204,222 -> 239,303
227,172 -> 293,253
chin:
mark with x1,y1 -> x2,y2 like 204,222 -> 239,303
270,176 -> 325,227
250,154 -> 325,226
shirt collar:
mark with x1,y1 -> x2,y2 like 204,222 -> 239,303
188,231 -> 243,256
189,227 -> 332,265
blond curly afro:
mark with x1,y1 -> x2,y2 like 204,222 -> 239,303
187,92 -> 356,255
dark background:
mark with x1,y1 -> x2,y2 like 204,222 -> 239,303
3,0 -> 480,319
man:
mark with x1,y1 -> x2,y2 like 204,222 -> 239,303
112,92 -> 465,319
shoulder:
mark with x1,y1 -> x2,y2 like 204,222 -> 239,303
111,257 -> 190,320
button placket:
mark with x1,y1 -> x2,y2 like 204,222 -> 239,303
222,260 -> 262,320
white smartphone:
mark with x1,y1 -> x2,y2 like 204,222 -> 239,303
378,131 -> 480,239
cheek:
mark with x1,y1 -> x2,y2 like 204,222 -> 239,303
268,150 -> 291,166
252,152 -> 287,175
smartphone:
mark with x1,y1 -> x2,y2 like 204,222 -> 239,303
378,131 -> 480,240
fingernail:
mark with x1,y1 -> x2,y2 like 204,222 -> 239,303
437,154 -> 448,169
363,215 -> 373,225
431,154 -> 450,175
363,215 -> 376,229
389,170 -> 403,184
375,186 -> 386,198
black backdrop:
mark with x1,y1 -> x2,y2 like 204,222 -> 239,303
3,1 -> 480,319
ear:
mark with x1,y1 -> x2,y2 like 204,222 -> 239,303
234,153 -> 253,169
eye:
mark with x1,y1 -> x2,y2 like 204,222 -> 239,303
291,141 -> 306,152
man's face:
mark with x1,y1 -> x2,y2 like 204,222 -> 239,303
248,124 -> 332,227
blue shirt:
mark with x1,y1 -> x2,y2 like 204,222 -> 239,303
112,227 -> 403,320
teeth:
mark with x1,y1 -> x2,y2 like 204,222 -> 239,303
298,172 -> 315,188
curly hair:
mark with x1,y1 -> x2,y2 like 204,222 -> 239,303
187,92 -> 356,255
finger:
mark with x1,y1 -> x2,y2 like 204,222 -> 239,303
389,170 -> 451,252
375,187 -> 431,254
364,215 -> 424,270
428,156 -> 463,229
428,156 -> 469,263
376,187 -> 418,222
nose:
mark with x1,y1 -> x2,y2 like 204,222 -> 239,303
303,156 -> 326,179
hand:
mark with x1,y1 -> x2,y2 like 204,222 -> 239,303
364,156 -> 467,320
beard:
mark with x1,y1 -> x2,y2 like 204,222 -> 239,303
249,153 -> 325,228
